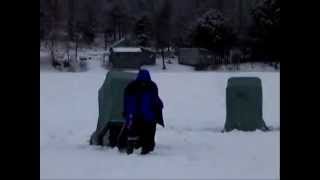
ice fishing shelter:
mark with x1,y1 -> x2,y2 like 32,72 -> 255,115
90,71 -> 137,146
224,77 -> 268,132
109,47 -> 156,69
178,48 -> 212,66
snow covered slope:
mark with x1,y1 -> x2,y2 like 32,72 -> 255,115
40,51 -> 280,179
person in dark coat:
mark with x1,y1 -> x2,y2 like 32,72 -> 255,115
122,69 -> 164,155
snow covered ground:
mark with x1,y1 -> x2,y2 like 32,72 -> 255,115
40,50 -> 280,179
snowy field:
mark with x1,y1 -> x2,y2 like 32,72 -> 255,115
40,50 -> 280,179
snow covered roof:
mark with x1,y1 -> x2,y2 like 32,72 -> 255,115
141,47 -> 156,53
109,37 -> 126,48
112,47 -> 142,53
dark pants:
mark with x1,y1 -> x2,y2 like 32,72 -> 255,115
140,122 -> 156,153
126,120 -> 156,154
108,124 -> 123,148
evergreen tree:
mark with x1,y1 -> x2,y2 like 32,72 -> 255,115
250,0 -> 280,62
190,9 -> 236,54
40,10 -> 45,41
134,15 -> 153,46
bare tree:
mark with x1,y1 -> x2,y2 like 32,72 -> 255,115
154,0 -> 173,70
105,1 -> 129,41
47,0 -> 62,68
67,0 -> 76,41
78,0 -> 97,45
103,29 -> 113,50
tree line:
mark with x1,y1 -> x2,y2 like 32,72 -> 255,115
40,0 -> 280,67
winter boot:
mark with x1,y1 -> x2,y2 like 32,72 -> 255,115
126,136 -> 139,155
126,146 -> 134,154
140,148 -> 152,155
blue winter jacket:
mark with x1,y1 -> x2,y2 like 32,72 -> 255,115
124,69 -> 164,126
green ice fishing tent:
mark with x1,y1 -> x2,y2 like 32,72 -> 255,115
90,70 -> 137,146
224,77 -> 268,132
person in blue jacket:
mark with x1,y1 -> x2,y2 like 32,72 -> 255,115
123,69 -> 164,155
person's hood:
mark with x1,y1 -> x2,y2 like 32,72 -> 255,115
136,69 -> 151,81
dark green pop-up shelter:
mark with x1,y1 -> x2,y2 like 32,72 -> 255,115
90,71 -> 137,146
224,77 -> 268,132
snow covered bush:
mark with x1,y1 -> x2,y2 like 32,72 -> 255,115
190,9 -> 236,54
